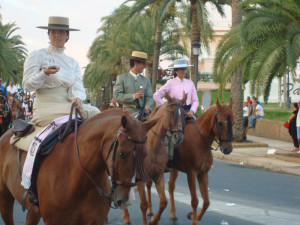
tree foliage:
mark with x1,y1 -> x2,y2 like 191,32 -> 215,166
213,0 -> 300,102
0,11 -> 27,84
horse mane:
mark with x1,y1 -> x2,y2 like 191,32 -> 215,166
148,104 -> 165,120
85,108 -> 133,124
192,103 -> 233,124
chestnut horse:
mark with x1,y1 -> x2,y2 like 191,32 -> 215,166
122,94 -> 187,225
7,96 -> 22,122
146,99 -> 234,225
0,109 -> 158,225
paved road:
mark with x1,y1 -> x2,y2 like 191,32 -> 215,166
3,159 -> 300,225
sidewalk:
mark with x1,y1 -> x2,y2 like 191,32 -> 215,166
212,135 -> 300,176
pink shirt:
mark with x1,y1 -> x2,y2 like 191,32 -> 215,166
153,77 -> 199,113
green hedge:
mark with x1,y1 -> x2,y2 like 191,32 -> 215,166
196,90 -> 232,116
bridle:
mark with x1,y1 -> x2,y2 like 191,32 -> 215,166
191,111 -> 233,150
151,102 -> 186,145
167,103 -> 186,134
105,129 -> 148,188
213,112 -> 234,147
68,105 -> 148,207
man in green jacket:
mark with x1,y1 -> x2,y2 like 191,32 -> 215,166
113,51 -> 154,119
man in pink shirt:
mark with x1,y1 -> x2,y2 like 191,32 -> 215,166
153,58 -> 199,118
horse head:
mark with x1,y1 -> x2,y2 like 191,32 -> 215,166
213,98 -> 234,155
106,114 -> 159,209
164,92 -> 187,147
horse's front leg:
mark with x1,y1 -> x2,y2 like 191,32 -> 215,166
146,180 -> 154,219
122,208 -> 131,225
186,172 -> 199,225
150,175 -> 167,225
168,169 -> 178,224
137,181 -> 148,225
197,172 -> 210,221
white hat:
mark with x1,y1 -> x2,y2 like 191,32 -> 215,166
168,59 -> 193,69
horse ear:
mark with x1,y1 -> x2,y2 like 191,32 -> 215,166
144,116 -> 160,131
228,97 -> 232,109
216,98 -> 222,112
180,92 -> 188,105
121,116 -> 127,129
165,93 -> 172,103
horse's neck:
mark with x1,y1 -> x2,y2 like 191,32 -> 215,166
193,112 -> 215,145
148,116 -> 167,152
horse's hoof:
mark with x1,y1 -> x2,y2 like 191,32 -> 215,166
170,217 -> 178,225
187,212 -> 193,220
124,223 -> 131,225
147,213 -> 154,219
105,217 -> 110,224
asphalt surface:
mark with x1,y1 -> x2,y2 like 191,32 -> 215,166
2,158 -> 300,225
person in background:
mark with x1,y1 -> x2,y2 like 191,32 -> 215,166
86,99 -> 91,106
6,81 -> 18,98
296,102 -> 300,152
243,102 -> 249,128
249,99 -> 264,128
113,51 -> 154,120
288,103 -> 299,152
246,96 -> 253,115
0,79 -> 7,95
153,58 -> 199,118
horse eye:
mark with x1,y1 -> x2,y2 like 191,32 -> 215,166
119,152 -> 126,159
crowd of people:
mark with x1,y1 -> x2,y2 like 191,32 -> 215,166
0,79 -> 35,122
243,96 -> 264,128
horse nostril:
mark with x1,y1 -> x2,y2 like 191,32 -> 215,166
116,200 -> 122,207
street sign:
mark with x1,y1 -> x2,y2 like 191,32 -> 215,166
202,90 -> 212,109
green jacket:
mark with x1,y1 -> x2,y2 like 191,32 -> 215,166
113,72 -> 154,114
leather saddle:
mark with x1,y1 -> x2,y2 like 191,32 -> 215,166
12,119 -> 34,138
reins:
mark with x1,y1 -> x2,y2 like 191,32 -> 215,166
69,103 -> 148,207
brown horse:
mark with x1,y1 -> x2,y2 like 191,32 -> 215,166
8,96 -> 22,122
122,94 -> 187,225
146,99 -> 234,225
0,109 -> 159,225
0,96 -> 10,136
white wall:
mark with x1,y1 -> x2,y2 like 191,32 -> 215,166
244,77 -> 300,103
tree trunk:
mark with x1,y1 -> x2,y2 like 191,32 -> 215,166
278,77 -> 282,107
231,0 -> 245,142
283,73 -> 288,110
190,0 -> 200,86
152,23 -> 162,93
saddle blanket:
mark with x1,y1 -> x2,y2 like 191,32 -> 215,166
10,115 -> 74,189
10,126 -> 55,152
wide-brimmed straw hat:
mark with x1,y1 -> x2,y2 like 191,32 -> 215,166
130,51 -> 147,62
37,16 -> 80,31
168,59 -> 193,69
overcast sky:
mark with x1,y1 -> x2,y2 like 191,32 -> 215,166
1,0 -> 231,73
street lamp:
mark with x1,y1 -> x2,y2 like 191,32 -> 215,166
192,42 -> 201,86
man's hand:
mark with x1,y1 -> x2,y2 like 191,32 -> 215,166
186,110 -> 194,118
44,65 -> 60,75
134,90 -> 144,99
72,98 -> 82,108
144,105 -> 150,114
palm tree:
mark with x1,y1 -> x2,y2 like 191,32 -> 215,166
230,0 -> 244,141
0,16 -> 27,84
214,0 -> 300,109
124,0 -> 227,89
84,4 -> 183,101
